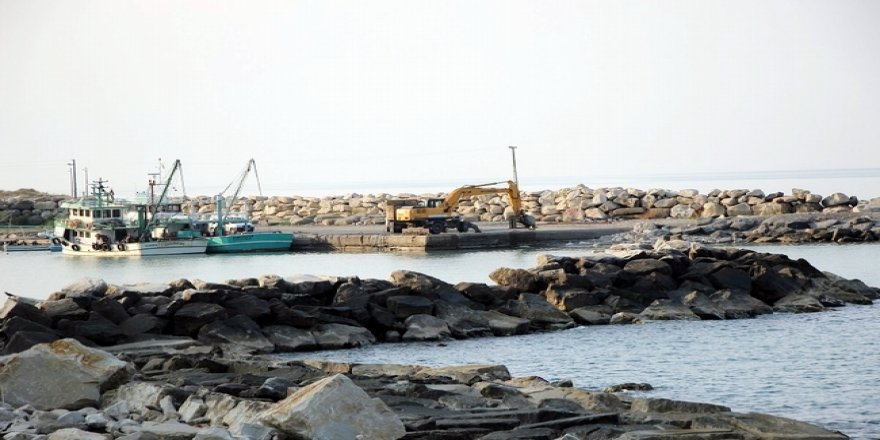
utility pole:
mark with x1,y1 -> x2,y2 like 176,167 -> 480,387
83,167 -> 89,196
68,159 -> 77,197
508,146 -> 519,186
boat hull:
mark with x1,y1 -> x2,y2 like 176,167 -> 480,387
206,232 -> 293,253
61,239 -> 208,257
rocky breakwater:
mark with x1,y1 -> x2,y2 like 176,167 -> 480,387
0,244 -> 874,438
0,339 -> 850,440
616,212 -> 880,245
184,187 -> 880,228
2,242 -> 878,355
0,190 -> 65,226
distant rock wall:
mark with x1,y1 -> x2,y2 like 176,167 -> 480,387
5,187 -> 880,226
197,186 -> 880,227
0,195 -> 66,226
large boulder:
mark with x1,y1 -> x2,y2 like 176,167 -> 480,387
386,295 -> 434,318
489,268 -> 543,293
173,302 -> 228,336
402,314 -> 452,341
263,325 -> 317,352
0,339 -> 130,410
197,315 -> 275,354
260,373 -> 406,440
312,323 -> 376,349
639,300 -> 701,321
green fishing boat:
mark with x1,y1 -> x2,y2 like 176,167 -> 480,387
203,159 -> 293,253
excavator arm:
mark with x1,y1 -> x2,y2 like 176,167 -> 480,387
440,181 -> 521,214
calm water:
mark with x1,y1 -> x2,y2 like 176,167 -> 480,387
1,243 -> 878,438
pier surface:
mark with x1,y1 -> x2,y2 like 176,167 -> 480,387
288,221 -> 643,251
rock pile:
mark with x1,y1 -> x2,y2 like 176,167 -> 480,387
0,338 -> 849,439
6,187 -> 880,227
196,187 -> 880,227
2,244 -> 877,360
0,194 -> 65,226
619,213 -> 880,245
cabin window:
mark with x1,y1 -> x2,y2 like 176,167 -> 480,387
94,211 -> 102,218
112,209 -> 121,217
105,210 -> 111,218
84,210 -> 91,217
85,232 -> 91,238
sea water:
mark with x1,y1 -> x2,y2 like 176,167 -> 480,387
1,243 -> 878,438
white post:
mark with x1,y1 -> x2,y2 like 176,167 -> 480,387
508,146 -> 519,186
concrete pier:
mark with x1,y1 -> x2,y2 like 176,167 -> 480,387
290,222 -> 634,251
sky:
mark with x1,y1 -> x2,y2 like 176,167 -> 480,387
1,0 -> 879,198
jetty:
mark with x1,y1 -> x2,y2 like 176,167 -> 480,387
291,222 -> 635,251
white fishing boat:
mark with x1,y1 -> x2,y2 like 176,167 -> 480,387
55,160 -> 208,257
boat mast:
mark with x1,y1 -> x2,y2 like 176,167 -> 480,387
142,159 -> 183,235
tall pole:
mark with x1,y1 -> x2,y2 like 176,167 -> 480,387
508,146 -> 519,186
83,167 -> 89,196
68,159 -> 77,197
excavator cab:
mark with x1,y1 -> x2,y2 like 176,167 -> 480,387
425,198 -> 444,208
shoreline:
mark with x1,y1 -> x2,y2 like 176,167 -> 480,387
2,238 -> 876,438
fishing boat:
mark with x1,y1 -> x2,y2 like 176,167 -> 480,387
55,160 -> 208,257
201,159 -> 293,253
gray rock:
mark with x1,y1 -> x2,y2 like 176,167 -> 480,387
480,310 -> 530,336
434,302 -> 493,338
726,203 -> 752,217
262,325 -> 317,352
312,323 -> 376,349
197,315 -> 274,354
773,294 -> 824,313
173,302 -> 228,336
132,421 -> 199,440
0,339 -> 129,410
692,411 -> 847,439
102,382 -> 174,419
489,268 -> 543,292
193,427 -> 235,440
46,428 -> 108,440
119,314 -> 167,336
500,295 -> 574,329
402,314 -> 452,341
178,396 -> 208,424
386,295 -> 434,318
58,278 -> 109,298
568,307 -> 612,325
260,374 -> 406,440
639,300 -> 701,321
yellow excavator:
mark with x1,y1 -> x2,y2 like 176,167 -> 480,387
385,180 -> 536,234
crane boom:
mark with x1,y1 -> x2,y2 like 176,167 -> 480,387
221,158 -> 262,212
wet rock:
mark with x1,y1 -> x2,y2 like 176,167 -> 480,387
262,325 -> 317,351
312,323 -> 376,349
403,314 -> 452,341
691,412 -> 847,439
500,294 -> 574,329
568,307 -> 612,325
434,302 -> 493,338
481,310 -> 530,336
772,294 -> 824,313
639,300 -> 701,321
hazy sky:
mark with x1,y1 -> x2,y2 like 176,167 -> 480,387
1,0 -> 879,197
